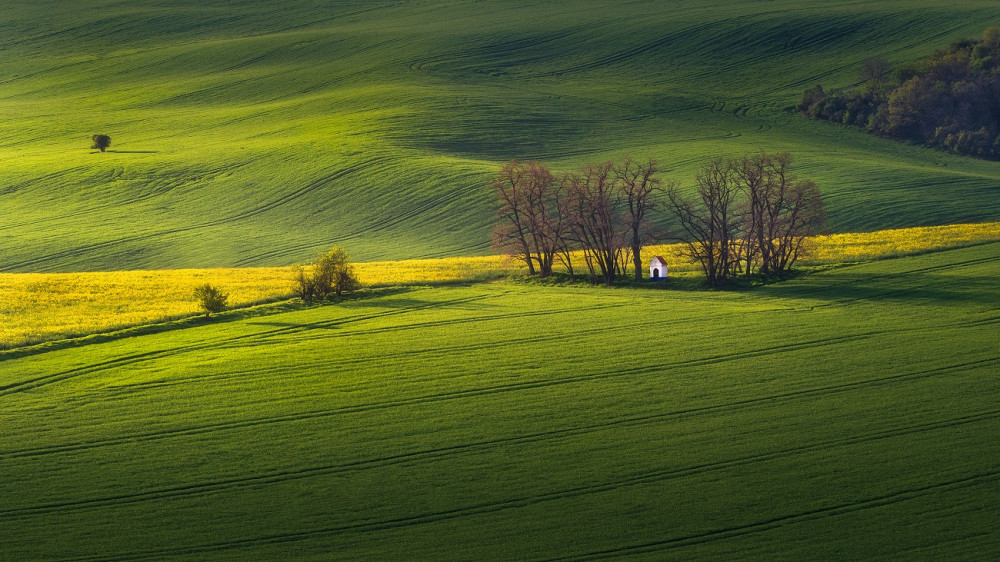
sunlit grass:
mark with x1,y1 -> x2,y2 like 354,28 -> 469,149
3,244 -> 999,559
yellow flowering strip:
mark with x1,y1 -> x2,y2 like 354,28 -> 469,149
1,222 -> 997,348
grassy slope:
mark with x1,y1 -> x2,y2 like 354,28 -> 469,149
1,243 -> 998,559
2,0 -> 1000,272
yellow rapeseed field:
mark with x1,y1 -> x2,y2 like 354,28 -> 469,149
1,222 -> 997,348
0,257 -> 512,348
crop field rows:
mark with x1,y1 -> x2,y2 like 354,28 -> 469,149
1,243 -> 997,559
3,1 -> 1000,272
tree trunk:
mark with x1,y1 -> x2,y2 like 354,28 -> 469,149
631,229 -> 642,282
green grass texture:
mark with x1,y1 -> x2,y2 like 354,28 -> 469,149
3,0 -> 1000,271
1,242 -> 998,558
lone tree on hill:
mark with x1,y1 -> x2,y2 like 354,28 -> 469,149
193,283 -> 228,318
294,246 -> 360,301
91,134 -> 111,152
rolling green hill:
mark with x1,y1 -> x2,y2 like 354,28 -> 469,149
3,0 -> 1000,272
2,243 -> 998,558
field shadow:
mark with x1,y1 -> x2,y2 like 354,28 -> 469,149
88,150 -> 160,154
248,320 -> 341,330
346,296 -> 498,311
769,272 -> 999,306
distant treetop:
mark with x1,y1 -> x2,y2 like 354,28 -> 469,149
91,134 -> 111,152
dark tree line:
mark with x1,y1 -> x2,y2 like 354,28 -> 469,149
492,152 -> 824,288
798,27 -> 1000,159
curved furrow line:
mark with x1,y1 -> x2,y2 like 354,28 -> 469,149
557,471 -> 1000,560
258,301 -> 626,344
90,310 -> 698,396
0,159 -> 382,272
6,408 -> 999,522
408,26 -> 585,76
229,179 -> 477,266
0,291 -> 500,398
62,420 -> 1000,560
85,310 -> 738,398
197,310 -> 721,377
779,250 -> 1000,300
807,277 -> 989,310
0,344 -> 209,398
0,167 -> 88,200
228,291 -> 502,344
7,344 -> 993,463
1,172 -> 203,232
540,20 -> 721,78
204,157 -> 387,225
954,314 -> 1000,328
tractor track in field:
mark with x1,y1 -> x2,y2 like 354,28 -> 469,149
779,249 -> 1000,303
555,471 -> 1000,560
0,291 -> 499,398
97,310 -> 742,393
0,292 -> 624,404
73,306 -> 1000,401
56,416 -> 1000,560
5,406 -> 999,524
0,159 -> 382,273
3,343 -> 994,464
229,180 -> 475,266
246,301 -> 626,344
0,303 -> 853,401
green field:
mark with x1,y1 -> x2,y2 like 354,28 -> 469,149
3,0 -> 1000,272
2,243 -> 998,559
4,2 -> 1000,558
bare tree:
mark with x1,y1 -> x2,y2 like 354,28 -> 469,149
491,160 -> 568,277
549,180 -> 576,279
664,159 -> 741,287
733,152 -> 825,276
491,160 -> 537,275
564,161 -> 624,286
773,177 -> 825,272
615,156 -> 662,281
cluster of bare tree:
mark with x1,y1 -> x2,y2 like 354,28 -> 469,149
490,157 -> 660,286
665,152 -> 825,287
491,152 -> 824,288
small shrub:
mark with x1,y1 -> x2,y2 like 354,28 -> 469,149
293,247 -> 360,301
193,283 -> 228,317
